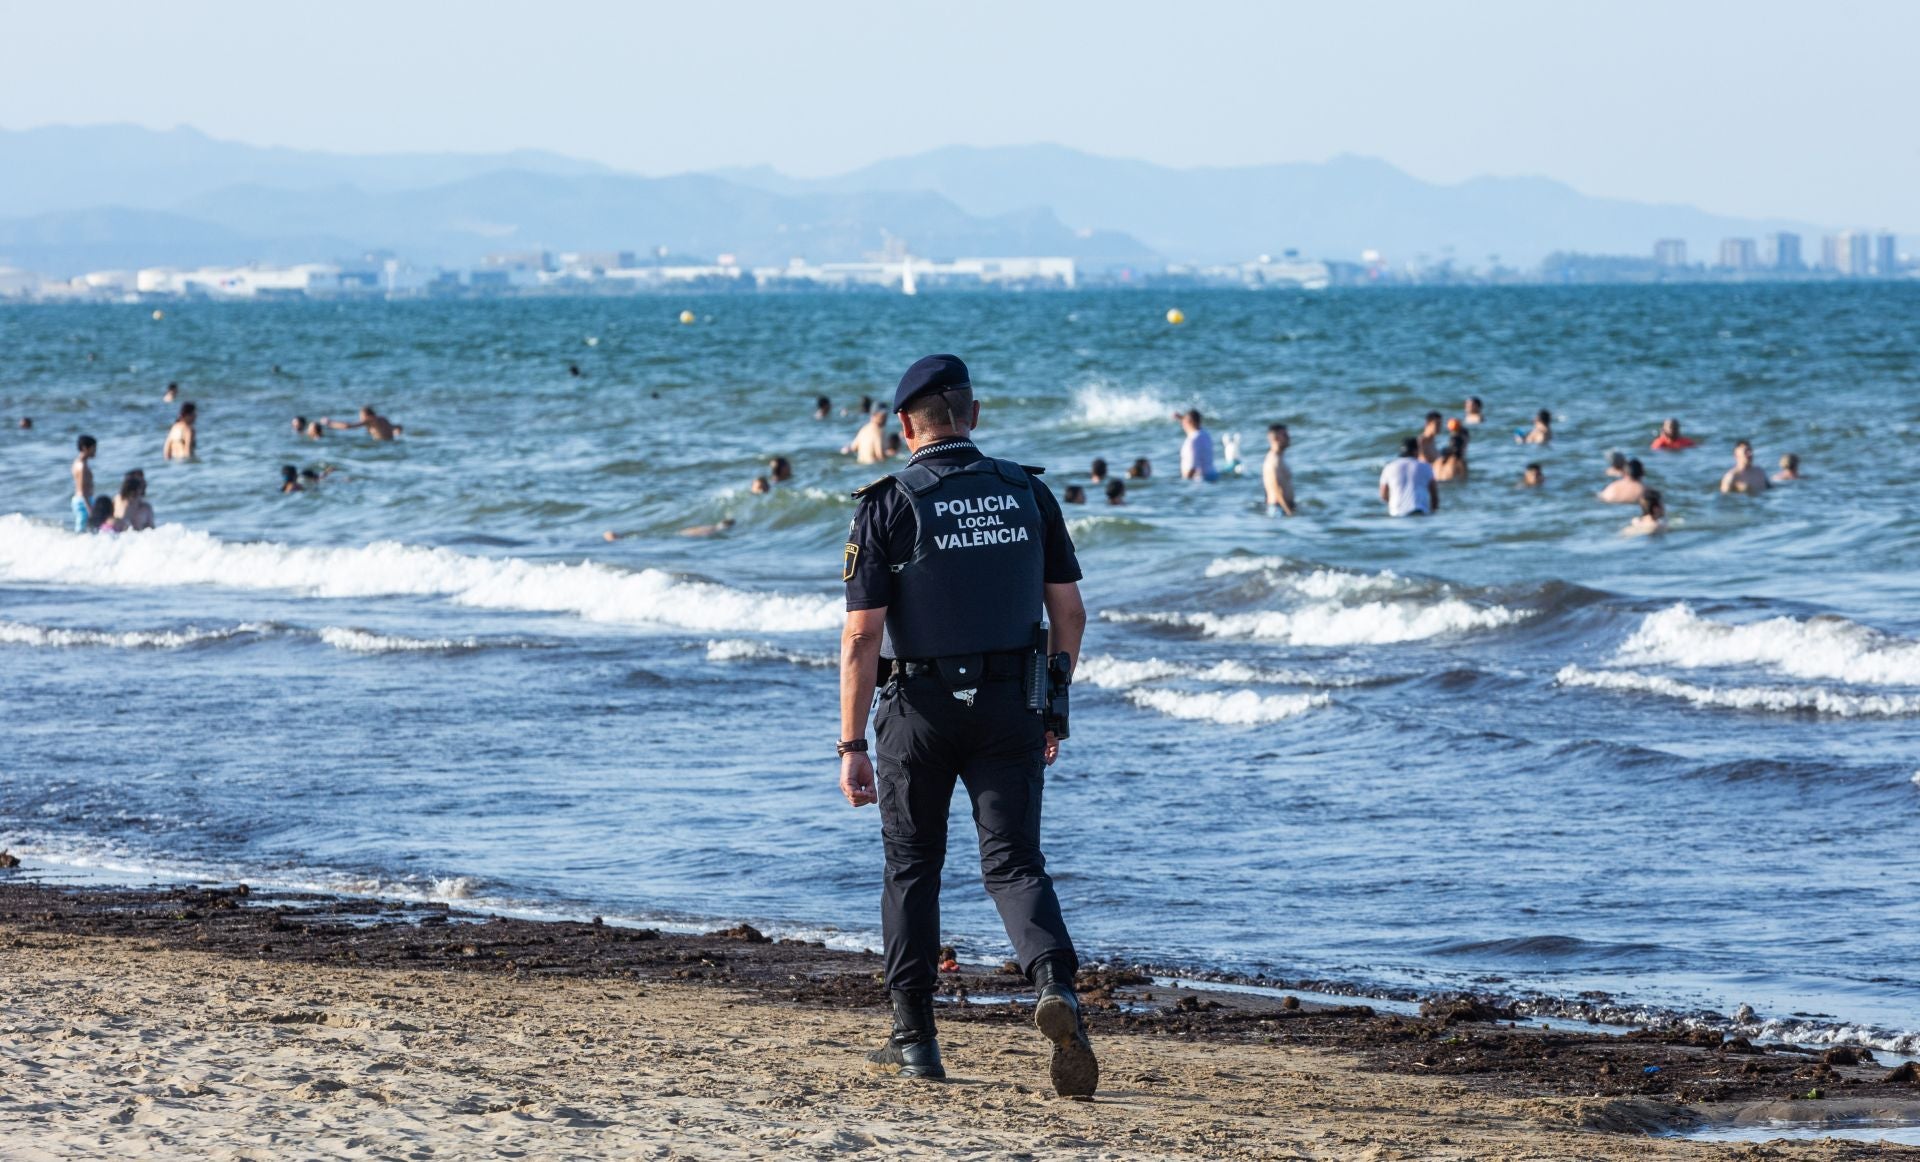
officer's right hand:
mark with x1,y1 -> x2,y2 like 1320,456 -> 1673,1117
840,752 -> 876,807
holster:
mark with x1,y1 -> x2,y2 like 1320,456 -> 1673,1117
1045,654 -> 1071,740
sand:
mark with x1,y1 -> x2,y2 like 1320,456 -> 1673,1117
3,926 -> 1914,1161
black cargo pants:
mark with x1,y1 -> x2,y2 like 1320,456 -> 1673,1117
874,670 -> 1077,993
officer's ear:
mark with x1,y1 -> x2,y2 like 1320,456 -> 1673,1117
967,399 -> 982,430
898,409 -> 916,442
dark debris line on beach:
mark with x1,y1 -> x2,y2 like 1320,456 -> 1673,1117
5,881 -> 1920,1125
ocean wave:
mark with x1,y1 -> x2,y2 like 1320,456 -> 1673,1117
1204,557 -> 1406,600
0,619 -> 268,650
1076,654 -> 1365,689
1125,688 -> 1328,725
1069,382 -> 1172,426
317,628 -> 484,654
1617,603 -> 1920,686
0,514 -> 839,634
1556,665 -> 1920,717
1110,599 -> 1525,646
705,639 -> 836,667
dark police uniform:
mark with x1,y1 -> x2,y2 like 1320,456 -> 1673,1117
844,424 -> 1084,997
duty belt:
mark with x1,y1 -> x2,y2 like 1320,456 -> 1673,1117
890,651 -> 1027,682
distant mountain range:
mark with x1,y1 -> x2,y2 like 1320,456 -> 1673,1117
0,125 -> 1834,277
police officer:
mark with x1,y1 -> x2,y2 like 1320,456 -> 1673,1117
837,353 -> 1097,1097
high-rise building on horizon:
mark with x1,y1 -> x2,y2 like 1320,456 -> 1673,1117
1718,238 -> 1756,271
1765,232 -> 1802,271
1838,231 -> 1872,276
1654,239 -> 1687,268
1873,233 -> 1899,277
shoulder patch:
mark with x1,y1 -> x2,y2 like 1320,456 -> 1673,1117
1020,464 -> 1046,476
842,541 -> 860,582
851,474 -> 895,499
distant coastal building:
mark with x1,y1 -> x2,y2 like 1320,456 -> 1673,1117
1654,239 -> 1688,268
135,264 -> 341,297
1717,239 -> 1756,271
1873,233 -> 1899,277
1826,231 -> 1872,276
1765,232 -> 1802,271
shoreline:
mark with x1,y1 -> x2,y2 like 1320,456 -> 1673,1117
4,879 -> 1920,1158
10,853 -> 1912,1060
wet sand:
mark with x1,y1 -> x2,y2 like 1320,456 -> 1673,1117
2,881 -> 1916,1159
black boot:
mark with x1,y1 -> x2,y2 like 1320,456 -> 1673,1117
866,989 -> 946,1079
1032,957 -> 1099,1097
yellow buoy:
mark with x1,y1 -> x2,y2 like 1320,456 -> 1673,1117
151,309 -> 165,321
679,309 -> 697,325
1166,308 -> 1185,325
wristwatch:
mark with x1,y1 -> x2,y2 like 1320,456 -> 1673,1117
836,738 -> 869,756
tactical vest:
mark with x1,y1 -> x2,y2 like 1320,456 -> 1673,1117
878,457 -> 1046,660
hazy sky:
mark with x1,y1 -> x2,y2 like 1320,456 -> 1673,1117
4,0 -> 1915,227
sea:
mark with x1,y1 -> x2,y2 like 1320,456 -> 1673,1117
2,285 -> 1917,1053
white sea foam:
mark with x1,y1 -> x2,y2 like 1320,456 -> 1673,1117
1556,665 -> 1920,717
1112,599 -> 1524,647
1616,603 -> 1920,687
0,515 -> 839,633
1205,557 -> 1407,600
1076,654 -> 1362,689
705,639 -> 836,667
1125,688 -> 1329,725
317,628 -> 482,654
1070,382 -> 1173,426
0,619 -> 266,650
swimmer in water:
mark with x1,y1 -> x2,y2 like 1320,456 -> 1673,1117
1089,458 -> 1108,485
1463,396 -> 1484,425
114,470 -> 154,531
1432,434 -> 1469,483
886,432 -> 904,459
71,435 -> 97,532
280,465 -> 304,493
305,420 -> 326,439
1626,489 -> 1667,536
678,517 -> 736,538
1598,458 -> 1647,504
1651,418 -> 1696,451
1719,440 -> 1770,494
1127,457 -> 1151,480
750,476 -> 771,494
18,417 -> 30,430
163,402 -> 197,460
814,395 -> 832,420
1520,463 -> 1545,488
324,406 -> 402,440
1417,412 -> 1443,463
768,456 -> 793,484
1063,484 -> 1087,505
569,363 -> 583,378
842,409 -> 888,465
1105,479 -> 1127,505
1262,424 -> 1295,515
1774,453 -> 1801,482
89,495 -> 117,532
1605,451 -> 1628,478
163,382 -> 178,403
1517,409 -> 1552,445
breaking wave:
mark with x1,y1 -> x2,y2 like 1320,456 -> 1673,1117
0,620 -> 267,650
1125,688 -> 1329,725
0,515 -> 839,634
705,639 -> 836,668
1110,599 -> 1525,647
1204,557 -> 1405,600
317,628 -> 484,654
1076,654 -> 1365,689
1616,604 -> 1920,687
1556,665 -> 1920,717
1069,382 -> 1173,426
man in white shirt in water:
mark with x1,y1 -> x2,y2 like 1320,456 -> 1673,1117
1378,437 -> 1438,517
1176,409 -> 1217,481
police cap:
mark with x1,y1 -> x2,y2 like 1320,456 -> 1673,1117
892,354 -> 971,413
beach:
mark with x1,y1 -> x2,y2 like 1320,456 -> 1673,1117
3,880 -> 1917,1160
